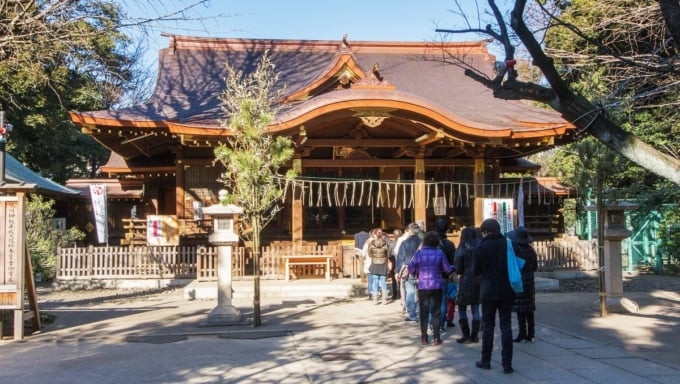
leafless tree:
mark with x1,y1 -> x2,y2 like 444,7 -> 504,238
436,0 -> 680,184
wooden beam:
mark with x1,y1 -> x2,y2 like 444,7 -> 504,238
304,138 -> 417,147
299,158 -> 475,167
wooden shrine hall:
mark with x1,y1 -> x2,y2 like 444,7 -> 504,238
68,35 -> 576,245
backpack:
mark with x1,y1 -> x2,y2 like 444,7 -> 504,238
439,238 -> 456,278
439,239 -> 456,265
368,237 -> 388,264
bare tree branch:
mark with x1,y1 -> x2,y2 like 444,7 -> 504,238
435,0 -> 680,184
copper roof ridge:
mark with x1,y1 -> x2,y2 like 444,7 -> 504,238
160,33 -> 491,52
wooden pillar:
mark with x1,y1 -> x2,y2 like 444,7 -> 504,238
175,159 -> 185,219
414,158 -> 426,227
473,158 -> 486,227
291,159 -> 303,242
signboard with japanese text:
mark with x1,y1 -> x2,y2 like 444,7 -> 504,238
1,195 -> 24,309
146,215 -> 180,246
482,198 -> 515,235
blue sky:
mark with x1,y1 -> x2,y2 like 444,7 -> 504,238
126,0 -> 500,67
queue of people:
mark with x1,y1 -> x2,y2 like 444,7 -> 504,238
358,218 -> 538,375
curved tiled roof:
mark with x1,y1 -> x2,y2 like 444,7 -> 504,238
77,35 -> 570,131
70,35 -> 574,161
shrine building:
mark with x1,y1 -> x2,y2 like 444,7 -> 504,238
68,35 -> 575,245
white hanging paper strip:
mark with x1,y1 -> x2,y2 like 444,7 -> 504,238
457,184 -> 462,207
465,184 -> 470,207
359,181 -> 365,206
350,181 -> 356,206
301,181 -> 306,205
326,182 -> 332,206
333,183 -> 340,206
448,183 -> 454,208
341,182 -> 348,206
425,183 -> 430,209
281,178 -> 289,202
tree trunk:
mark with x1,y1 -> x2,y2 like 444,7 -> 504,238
558,93 -> 680,185
508,1 -> 680,185
658,0 -> 680,52
252,217 -> 262,327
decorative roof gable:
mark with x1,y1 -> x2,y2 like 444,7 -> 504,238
282,52 -> 395,102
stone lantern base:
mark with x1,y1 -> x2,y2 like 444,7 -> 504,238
204,305 -> 244,326
593,296 -> 639,314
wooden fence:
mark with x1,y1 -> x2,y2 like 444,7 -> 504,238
57,243 -> 343,282
534,239 -> 598,271
56,239 -> 597,281
57,246 -> 198,279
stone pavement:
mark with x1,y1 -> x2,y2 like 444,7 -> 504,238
1,280 -> 679,383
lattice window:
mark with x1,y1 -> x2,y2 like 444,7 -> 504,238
184,165 -> 224,217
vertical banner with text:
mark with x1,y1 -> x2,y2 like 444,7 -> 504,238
482,198 -> 514,235
90,184 -> 108,244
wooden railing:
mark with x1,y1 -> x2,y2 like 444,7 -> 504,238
56,239 -> 596,281
57,242 -> 342,282
57,246 -> 198,279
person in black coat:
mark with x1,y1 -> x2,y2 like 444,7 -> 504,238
454,227 -> 481,343
473,218 -> 516,374
508,226 -> 539,343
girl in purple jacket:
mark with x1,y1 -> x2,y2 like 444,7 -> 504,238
408,231 -> 454,345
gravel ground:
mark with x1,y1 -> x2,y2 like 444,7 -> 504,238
36,286 -> 185,308
33,273 -> 680,306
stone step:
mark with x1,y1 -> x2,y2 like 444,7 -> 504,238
184,276 -> 560,300
184,279 -> 369,300
536,276 -> 560,291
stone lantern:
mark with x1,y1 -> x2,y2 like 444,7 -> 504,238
201,190 -> 244,325
602,201 -> 638,313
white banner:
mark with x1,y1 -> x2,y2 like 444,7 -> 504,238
517,178 -> 525,227
482,198 -> 514,235
90,184 -> 108,244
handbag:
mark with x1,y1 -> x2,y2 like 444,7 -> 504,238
507,239 -> 526,294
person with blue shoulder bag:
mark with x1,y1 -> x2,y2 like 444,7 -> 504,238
507,226 -> 539,343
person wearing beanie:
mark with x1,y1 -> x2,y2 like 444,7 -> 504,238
508,226 -> 538,343
473,218 -> 516,374
454,226 -> 481,344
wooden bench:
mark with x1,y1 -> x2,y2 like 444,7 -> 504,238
282,254 -> 334,281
